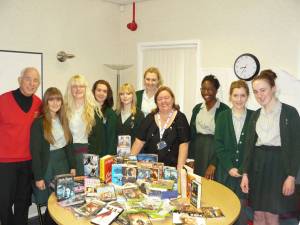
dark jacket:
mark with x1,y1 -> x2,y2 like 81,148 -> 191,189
243,103 -> 300,177
136,90 -> 144,110
30,117 -> 76,181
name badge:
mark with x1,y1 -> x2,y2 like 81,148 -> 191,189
157,140 -> 167,151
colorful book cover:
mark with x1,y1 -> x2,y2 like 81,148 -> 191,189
84,177 -> 101,197
190,179 -> 202,209
149,179 -> 174,191
73,199 -> 106,217
55,174 -> 75,202
122,165 -> 137,184
152,162 -> 164,179
58,193 -> 85,207
122,186 -> 143,201
112,164 -> 124,186
83,153 -> 99,177
96,185 -> 117,202
201,207 -> 224,218
163,166 -> 178,190
137,168 -> 151,181
127,212 -> 153,225
137,154 -> 158,163
91,205 -> 124,225
117,135 -> 131,158
100,155 -> 114,183
173,212 -> 206,225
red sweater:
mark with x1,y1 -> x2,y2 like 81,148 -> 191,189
0,91 -> 41,162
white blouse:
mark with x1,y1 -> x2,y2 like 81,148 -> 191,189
69,106 -> 88,144
196,100 -> 220,135
256,101 -> 282,146
141,91 -> 156,116
50,117 -> 67,151
232,109 -> 247,142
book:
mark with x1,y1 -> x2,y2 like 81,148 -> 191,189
83,153 -> 99,177
55,174 -> 75,201
152,162 -> 164,180
91,205 -> 124,225
117,135 -> 131,157
149,179 -> 174,191
122,186 -> 143,201
122,165 -> 137,184
100,155 -> 114,183
84,177 -> 101,197
190,179 -> 201,209
137,154 -> 158,163
112,164 -> 124,186
96,185 -> 117,202
201,207 -> 224,218
127,212 -> 153,225
137,168 -> 151,181
173,212 -> 206,225
163,166 -> 178,190
73,199 -> 106,217
58,193 -> 85,207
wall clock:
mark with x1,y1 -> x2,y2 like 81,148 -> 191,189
234,53 -> 260,81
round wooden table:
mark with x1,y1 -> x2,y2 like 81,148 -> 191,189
48,178 -> 241,225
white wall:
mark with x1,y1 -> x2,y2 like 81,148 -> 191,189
119,0 -> 300,86
0,0 -> 121,94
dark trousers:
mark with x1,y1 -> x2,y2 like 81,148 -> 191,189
0,161 -> 32,225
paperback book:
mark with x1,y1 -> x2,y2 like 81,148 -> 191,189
96,185 -> 117,202
84,177 -> 101,197
137,154 -> 158,163
55,174 -> 75,201
83,153 -> 99,177
117,135 -> 131,158
190,179 -> 201,209
100,155 -> 114,183
73,199 -> 106,217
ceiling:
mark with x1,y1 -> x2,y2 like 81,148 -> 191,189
102,0 -> 150,5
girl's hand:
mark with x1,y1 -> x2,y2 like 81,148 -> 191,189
240,174 -> 249,193
229,168 -> 242,177
36,180 -> 46,190
70,169 -> 76,177
204,165 -> 216,180
282,176 -> 295,196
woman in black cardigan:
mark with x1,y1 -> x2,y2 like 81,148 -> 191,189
241,70 -> 300,225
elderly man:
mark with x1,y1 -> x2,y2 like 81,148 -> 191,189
0,67 -> 42,225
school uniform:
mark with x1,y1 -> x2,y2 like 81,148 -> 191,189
30,117 -> 76,205
136,89 -> 156,116
116,109 -> 144,145
89,107 -> 117,157
243,102 -> 300,214
189,101 -> 229,176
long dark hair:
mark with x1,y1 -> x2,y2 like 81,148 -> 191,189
92,80 -> 114,114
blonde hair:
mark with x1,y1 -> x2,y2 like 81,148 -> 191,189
43,87 -> 72,145
229,80 -> 249,96
64,74 -> 96,135
143,67 -> 163,87
116,83 -> 137,116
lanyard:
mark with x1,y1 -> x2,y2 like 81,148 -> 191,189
157,110 -> 174,139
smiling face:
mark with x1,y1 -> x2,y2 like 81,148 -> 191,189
120,91 -> 133,107
18,68 -> 40,96
230,87 -> 248,111
94,83 -> 108,105
156,90 -> 174,113
201,80 -> 217,104
252,79 -> 276,107
71,83 -> 86,101
48,95 -> 62,116
144,72 -> 159,92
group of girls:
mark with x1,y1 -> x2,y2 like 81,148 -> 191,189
30,67 -> 299,225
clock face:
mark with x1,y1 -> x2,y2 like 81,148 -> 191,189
234,54 -> 260,81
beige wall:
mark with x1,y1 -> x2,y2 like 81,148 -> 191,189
0,0 -> 121,93
119,0 -> 300,85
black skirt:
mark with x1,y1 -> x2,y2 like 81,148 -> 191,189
249,145 -> 297,214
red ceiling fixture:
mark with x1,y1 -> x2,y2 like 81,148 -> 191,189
127,1 -> 138,31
